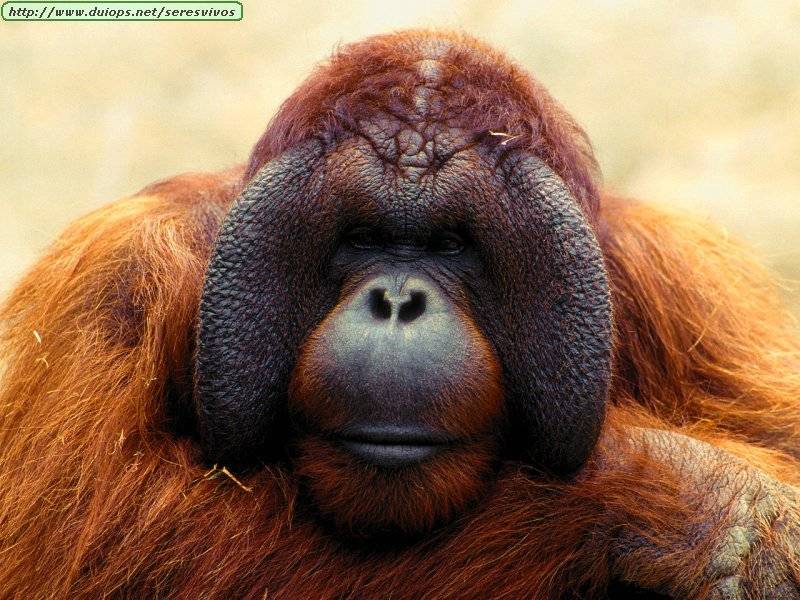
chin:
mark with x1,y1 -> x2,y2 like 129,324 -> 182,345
292,435 -> 500,538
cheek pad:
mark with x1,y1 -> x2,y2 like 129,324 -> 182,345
196,140 -> 335,465
471,154 -> 612,473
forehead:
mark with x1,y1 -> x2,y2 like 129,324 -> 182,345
322,130 -> 498,232
315,41 -> 510,225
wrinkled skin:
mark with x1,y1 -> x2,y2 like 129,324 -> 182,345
600,429 -> 800,598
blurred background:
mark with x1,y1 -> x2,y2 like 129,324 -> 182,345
1,1 -> 799,314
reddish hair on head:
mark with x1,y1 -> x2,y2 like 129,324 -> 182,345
246,29 -> 600,218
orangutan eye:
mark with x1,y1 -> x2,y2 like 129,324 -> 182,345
430,231 -> 466,256
345,227 -> 380,250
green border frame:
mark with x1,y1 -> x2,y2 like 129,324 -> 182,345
2,0 -> 243,21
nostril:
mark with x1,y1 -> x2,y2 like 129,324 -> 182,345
398,291 -> 426,323
368,288 -> 392,320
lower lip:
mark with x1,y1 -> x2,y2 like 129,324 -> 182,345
339,440 -> 443,468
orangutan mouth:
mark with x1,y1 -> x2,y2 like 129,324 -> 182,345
335,424 -> 457,468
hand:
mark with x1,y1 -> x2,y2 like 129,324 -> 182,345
598,428 -> 800,599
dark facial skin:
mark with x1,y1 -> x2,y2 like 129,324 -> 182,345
195,113 -> 613,533
294,270 -> 490,468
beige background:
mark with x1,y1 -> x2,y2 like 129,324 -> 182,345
1,1 -> 799,314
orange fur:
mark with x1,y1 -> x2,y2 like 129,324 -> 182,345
603,196 -> 800,458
